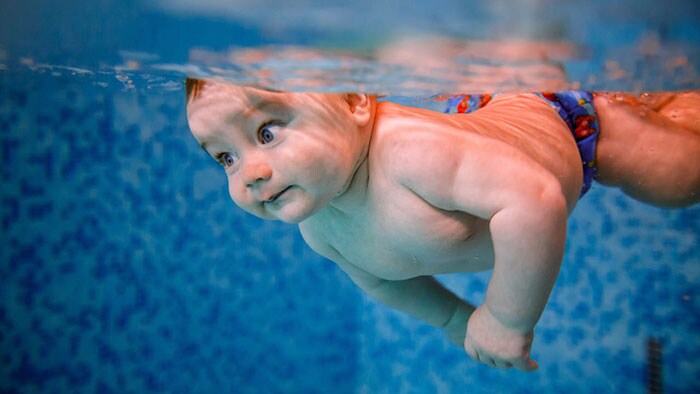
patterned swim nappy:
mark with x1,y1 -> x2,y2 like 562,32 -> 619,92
441,91 -> 600,198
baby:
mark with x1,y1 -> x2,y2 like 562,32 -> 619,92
185,78 -> 700,371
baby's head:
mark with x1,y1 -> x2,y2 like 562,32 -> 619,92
185,78 -> 376,224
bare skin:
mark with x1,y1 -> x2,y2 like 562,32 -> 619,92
186,81 -> 700,372
594,92 -> 700,207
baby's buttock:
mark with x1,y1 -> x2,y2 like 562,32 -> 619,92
449,93 -> 585,208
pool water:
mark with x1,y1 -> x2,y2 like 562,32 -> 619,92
1,1 -> 699,393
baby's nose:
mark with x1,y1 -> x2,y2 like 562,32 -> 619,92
241,160 -> 272,188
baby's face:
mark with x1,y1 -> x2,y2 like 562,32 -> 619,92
187,82 -> 368,223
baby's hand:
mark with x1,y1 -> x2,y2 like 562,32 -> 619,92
464,304 -> 539,371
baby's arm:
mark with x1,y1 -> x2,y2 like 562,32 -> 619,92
467,190 -> 565,371
395,130 -> 568,371
342,261 -> 476,347
301,230 -> 475,346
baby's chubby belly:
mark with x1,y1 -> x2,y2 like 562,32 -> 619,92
362,224 -> 495,280
318,202 -> 496,280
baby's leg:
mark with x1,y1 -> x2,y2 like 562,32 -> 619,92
594,91 -> 700,207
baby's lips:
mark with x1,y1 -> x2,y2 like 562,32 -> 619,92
262,186 -> 291,203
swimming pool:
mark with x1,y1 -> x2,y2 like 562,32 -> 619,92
1,1 -> 698,393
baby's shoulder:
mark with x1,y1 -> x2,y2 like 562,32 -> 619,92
374,103 -> 449,147
372,103 -> 479,169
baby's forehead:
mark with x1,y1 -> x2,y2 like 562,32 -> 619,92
188,83 -> 288,119
204,83 -> 282,107
187,82 -> 346,133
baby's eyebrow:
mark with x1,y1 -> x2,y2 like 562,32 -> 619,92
197,94 -> 288,155
242,98 -> 287,119
216,86 -> 287,123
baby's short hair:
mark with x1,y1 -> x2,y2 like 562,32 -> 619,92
185,77 -> 287,103
185,77 -> 206,103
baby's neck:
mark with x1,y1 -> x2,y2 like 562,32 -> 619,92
327,147 -> 371,217
316,97 -> 377,218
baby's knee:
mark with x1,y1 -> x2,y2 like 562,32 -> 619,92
626,164 -> 700,208
652,91 -> 700,135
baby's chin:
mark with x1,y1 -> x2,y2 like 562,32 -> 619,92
269,210 -> 314,225
279,202 -> 328,224
250,200 -> 321,224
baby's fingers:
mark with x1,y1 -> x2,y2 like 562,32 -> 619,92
481,355 -> 518,370
465,341 -> 494,367
494,360 -> 513,369
465,336 -> 535,371
464,336 -> 478,362
465,340 -> 509,369
511,356 -> 539,372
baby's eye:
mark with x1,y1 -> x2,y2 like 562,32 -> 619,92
216,152 -> 237,168
258,123 -> 280,144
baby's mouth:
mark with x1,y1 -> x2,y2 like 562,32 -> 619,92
265,186 -> 291,203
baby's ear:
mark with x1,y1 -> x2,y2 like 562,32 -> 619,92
345,93 -> 373,126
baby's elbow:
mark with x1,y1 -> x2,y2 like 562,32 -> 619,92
493,179 -> 568,234
503,176 -> 568,228
519,182 -> 569,234
537,178 -> 568,216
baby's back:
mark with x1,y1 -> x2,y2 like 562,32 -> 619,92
300,94 -> 582,280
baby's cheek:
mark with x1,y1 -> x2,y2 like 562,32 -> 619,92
227,177 -> 245,205
229,191 -> 259,216
227,180 -> 262,215
226,176 -> 236,199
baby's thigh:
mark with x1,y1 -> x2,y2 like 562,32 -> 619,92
594,93 -> 700,206
652,91 -> 700,134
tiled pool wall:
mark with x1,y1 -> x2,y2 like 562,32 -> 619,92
1,74 -> 698,393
